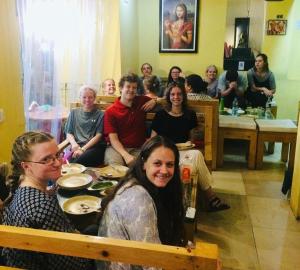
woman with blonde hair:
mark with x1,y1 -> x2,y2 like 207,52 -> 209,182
205,65 -> 219,98
1,131 -> 93,269
65,85 -> 106,167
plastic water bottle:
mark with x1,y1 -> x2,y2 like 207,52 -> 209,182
265,97 -> 273,119
231,97 -> 238,116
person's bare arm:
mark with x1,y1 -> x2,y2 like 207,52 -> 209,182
109,133 -> 135,165
66,133 -> 80,152
220,82 -> 236,97
72,134 -> 102,158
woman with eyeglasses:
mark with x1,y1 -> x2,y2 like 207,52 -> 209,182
1,131 -> 93,270
166,66 -> 185,89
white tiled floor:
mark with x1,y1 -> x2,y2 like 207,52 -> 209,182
196,143 -> 300,270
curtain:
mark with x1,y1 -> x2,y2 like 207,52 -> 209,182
16,0 -> 110,142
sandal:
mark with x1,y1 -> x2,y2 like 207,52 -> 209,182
207,196 -> 230,212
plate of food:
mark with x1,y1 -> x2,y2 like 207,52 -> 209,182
57,173 -> 93,190
61,163 -> 86,175
95,165 -> 128,179
226,108 -> 245,115
87,180 -> 118,191
62,195 -> 101,215
176,141 -> 195,151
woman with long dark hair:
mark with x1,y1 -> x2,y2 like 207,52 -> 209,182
151,83 -> 230,212
167,66 -> 185,88
98,136 -> 185,269
246,53 -> 276,107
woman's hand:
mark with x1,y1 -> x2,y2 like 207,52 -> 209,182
261,87 -> 273,97
71,144 -> 80,152
72,148 -> 84,158
123,153 -> 135,166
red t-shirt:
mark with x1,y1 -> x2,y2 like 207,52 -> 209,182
104,96 -> 151,148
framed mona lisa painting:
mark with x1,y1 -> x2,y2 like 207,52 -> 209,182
159,0 -> 199,53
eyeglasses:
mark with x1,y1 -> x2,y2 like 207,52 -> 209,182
171,71 -> 180,74
24,152 -> 64,165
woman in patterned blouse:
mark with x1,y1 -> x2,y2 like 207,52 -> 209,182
98,136 -> 185,270
1,131 -> 93,270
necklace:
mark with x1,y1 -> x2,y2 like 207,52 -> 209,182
169,110 -> 183,116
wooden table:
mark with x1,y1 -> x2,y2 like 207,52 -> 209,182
217,115 -> 257,169
255,119 -> 297,170
57,166 -> 198,241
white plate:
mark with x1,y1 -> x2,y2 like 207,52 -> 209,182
62,195 -> 101,215
87,180 -> 118,191
57,173 -> 92,190
61,163 -> 86,175
95,165 -> 128,179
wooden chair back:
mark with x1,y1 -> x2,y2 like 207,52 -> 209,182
0,225 -> 219,270
70,96 -> 219,170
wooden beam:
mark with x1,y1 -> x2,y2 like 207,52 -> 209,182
0,225 -> 219,270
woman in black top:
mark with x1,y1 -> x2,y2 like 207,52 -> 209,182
151,83 -> 230,212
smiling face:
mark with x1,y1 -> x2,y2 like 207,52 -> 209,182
143,146 -> 175,188
170,86 -> 183,107
206,67 -> 217,81
141,64 -> 152,77
22,140 -> 62,184
80,88 -> 96,111
103,79 -> 116,95
120,81 -> 137,102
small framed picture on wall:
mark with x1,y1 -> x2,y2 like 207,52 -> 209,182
266,20 -> 287,35
159,0 -> 199,53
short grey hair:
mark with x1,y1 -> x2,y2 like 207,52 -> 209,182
79,85 -> 97,98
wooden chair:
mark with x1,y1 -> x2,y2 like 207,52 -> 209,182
0,225 -> 219,270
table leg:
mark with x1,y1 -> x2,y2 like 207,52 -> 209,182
267,142 -> 275,154
281,143 -> 289,162
288,142 -> 296,172
256,135 -> 265,169
248,133 -> 257,169
217,129 -> 224,167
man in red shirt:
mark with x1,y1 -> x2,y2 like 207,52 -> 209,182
104,73 -> 157,165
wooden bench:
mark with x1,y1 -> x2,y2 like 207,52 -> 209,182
0,225 -> 219,270
71,96 -> 219,170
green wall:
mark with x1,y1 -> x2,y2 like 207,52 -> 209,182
263,0 -> 300,120
120,0 -> 300,120
120,0 -> 228,78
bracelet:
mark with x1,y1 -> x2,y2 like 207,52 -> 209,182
79,147 -> 86,152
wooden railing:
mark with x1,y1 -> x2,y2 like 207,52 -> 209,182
70,96 -> 219,170
0,225 -> 219,270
